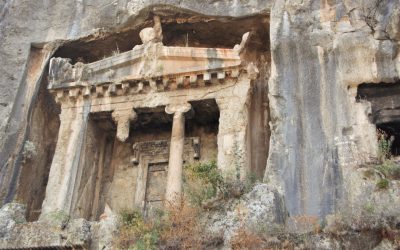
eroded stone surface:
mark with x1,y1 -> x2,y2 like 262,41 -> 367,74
208,183 -> 287,243
0,204 -> 87,248
0,203 -> 26,238
265,0 -> 400,218
0,203 -> 119,249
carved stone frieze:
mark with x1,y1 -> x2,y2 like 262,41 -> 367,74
50,68 -> 243,103
130,137 -> 200,165
48,58 -> 92,88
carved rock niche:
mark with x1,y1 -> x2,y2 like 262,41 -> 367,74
16,14 -> 270,223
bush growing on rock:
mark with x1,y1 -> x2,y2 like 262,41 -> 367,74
117,209 -> 162,250
116,200 -> 217,249
376,178 -> 389,190
184,160 -> 258,208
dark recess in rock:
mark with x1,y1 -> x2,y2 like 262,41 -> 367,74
53,15 -> 269,64
357,82 -> 400,155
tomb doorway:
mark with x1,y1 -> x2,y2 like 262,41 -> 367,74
356,82 -> 400,156
144,161 -> 168,216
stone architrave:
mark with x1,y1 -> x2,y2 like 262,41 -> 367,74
164,103 -> 192,203
112,109 -> 137,142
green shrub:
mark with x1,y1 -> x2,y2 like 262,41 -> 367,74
376,178 -> 389,190
131,231 -> 159,250
391,165 -> 400,179
187,161 -> 224,192
120,209 -> 142,226
117,209 -> 162,250
244,171 -> 257,192
44,210 -> 70,225
363,203 -> 375,214
376,160 -> 400,180
184,161 -> 258,206
377,129 -> 391,162
363,168 -> 375,179
184,160 -> 225,206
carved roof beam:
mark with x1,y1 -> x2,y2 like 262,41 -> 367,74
49,68 -> 244,104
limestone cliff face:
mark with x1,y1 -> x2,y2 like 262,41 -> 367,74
266,0 -> 400,218
0,0 -> 399,222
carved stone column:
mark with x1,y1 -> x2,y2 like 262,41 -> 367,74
40,104 -> 91,219
165,103 -> 192,203
112,109 -> 137,142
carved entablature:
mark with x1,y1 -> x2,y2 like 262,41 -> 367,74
131,137 -> 200,165
48,26 -> 252,104
49,58 -> 92,87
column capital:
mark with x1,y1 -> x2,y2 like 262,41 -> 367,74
111,108 -> 137,121
165,103 -> 192,115
112,108 -> 137,142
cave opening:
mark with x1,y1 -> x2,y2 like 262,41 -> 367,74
377,122 -> 400,156
52,14 -> 269,64
356,82 -> 400,157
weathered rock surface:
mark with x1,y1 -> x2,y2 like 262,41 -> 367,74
0,219 -> 91,249
266,0 -> 400,218
208,183 -> 287,242
0,203 -> 25,238
0,203 -> 118,249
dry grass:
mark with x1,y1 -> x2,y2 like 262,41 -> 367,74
116,196 -> 225,249
230,227 -> 264,250
161,200 -> 203,249
291,215 -> 321,234
116,209 -> 161,250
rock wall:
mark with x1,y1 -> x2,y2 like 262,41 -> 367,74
0,0 -> 400,222
265,0 -> 400,217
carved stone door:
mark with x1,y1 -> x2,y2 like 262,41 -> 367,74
132,137 -> 199,216
144,161 -> 168,216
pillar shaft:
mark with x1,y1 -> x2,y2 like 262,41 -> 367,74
40,104 -> 91,219
165,103 -> 191,203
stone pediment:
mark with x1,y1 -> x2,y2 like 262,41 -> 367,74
47,17 -> 252,103
49,44 -> 242,88
48,41 -> 245,102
